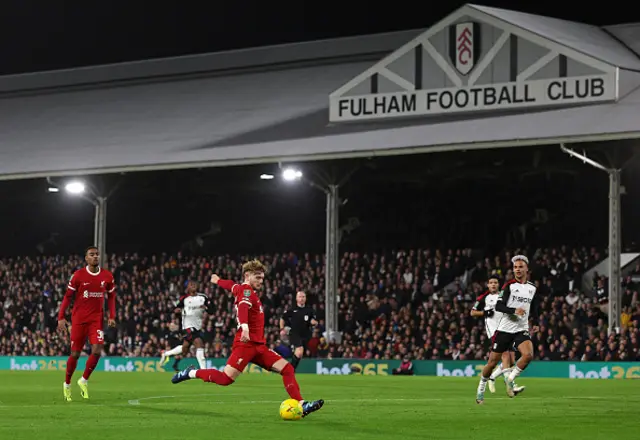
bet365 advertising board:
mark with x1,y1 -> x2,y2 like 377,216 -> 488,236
2,356 -> 640,379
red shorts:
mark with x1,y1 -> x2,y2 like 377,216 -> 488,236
70,321 -> 104,351
227,342 -> 283,372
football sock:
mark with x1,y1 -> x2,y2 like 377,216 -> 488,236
166,345 -> 183,357
507,366 -> 523,382
281,363 -> 303,401
195,369 -> 234,386
291,355 -> 301,370
490,363 -> 504,380
82,354 -> 100,381
477,376 -> 489,393
65,356 -> 78,385
196,348 -> 206,369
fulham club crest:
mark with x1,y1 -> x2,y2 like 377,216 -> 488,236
449,22 -> 481,75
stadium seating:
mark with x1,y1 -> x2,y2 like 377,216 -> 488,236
0,247 -> 638,361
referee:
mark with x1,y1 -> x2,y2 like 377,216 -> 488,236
280,291 -> 318,370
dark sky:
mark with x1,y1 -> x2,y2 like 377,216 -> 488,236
0,1 -> 638,257
0,1 -> 638,75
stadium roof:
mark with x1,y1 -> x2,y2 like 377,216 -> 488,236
0,5 -> 639,180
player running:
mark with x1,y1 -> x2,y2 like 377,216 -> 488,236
476,255 -> 540,404
279,291 -> 318,370
160,281 -> 214,370
470,274 -> 525,395
57,246 -> 116,402
172,259 -> 324,418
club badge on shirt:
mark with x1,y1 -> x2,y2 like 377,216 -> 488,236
243,289 -> 251,297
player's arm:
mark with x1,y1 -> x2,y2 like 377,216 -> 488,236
470,295 -> 487,317
495,285 -> 523,315
236,298 -> 252,342
210,274 -> 244,296
57,273 -> 78,334
204,296 -> 215,314
310,308 -> 319,326
280,310 -> 291,332
174,296 -> 185,314
529,292 -> 541,333
107,274 -> 117,327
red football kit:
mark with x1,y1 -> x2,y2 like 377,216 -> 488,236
216,279 -> 282,372
58,266 -> 116,349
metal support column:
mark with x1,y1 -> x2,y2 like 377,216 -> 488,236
608,169 -> 622,334
560,144 -> 623,335
325,184 -> 340,343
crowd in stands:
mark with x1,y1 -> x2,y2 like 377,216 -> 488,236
1,246 -> 639,362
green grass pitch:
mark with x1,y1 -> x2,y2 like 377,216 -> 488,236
0,371 -> 638,440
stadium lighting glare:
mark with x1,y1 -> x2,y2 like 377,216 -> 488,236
282,168 -> 302,181
260,173 -> 275,180
65,181 -> 86,194
47,187 -> 60,193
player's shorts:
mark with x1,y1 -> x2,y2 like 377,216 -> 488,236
70,321 -> 104,351
492,330 -> 531,353
183,328 -> 204,342
289,332 -> 309,349
227,342 -> 283,372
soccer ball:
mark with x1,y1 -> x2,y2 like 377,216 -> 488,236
279,399 -> 303,421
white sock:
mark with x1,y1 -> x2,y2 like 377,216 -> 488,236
188,370 -> 198,379
79,377 -> 88,385
477,376 -> 488,393
196,348 -> 206,369
490,363 -> 504,380
165,345 -> 183,357
508,366 -> 523,382
63,382 -> 70,388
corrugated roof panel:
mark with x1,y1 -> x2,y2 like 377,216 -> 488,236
470,4 -> 640,71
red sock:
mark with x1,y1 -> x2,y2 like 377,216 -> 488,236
196,369 -> 234,386
82,354 -> 100,380
65,356 -> 78,385
281,364 -> 303,401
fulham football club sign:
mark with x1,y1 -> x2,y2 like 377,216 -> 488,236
450,22 -> 480,75
328,5 -> 619,123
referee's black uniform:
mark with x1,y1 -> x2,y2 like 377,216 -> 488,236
282,305 -> 316,369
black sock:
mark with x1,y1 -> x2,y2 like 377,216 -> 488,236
173,358 -> 180,371
291,355 -> 301,370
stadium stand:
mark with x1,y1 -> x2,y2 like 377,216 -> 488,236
1,248 -> 639,362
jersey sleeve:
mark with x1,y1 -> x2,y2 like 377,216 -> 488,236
310,307 -> 317,321
495,285 -> 516,315
282,309 -> 292,325
529,291 -> 541,320
472,294 -> 487,311
204,296 -> 215,314
58,271 -> 79,320
107,272 -> 116,320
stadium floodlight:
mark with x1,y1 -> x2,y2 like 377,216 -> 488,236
260,173 -> 275,180
47,187 -> 60,193
282,168 -> 303,181
65,181 -> 86,194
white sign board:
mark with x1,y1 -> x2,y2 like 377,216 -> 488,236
329,73 -> 617,123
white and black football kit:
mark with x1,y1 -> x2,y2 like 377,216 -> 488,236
492,280 -> 539,353
177,293 -> 214,342
472,290 -> 516,351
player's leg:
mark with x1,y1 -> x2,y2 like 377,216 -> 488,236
193,337 -> 207,369
257,347 -> 324,417
509,349 -> 526,395
77,324 -> 105,399
172,344 -> 250,385
477,332 -> 509,404
63,323 -> 87,401
289,333 -> 304,370
160,341 -> 185,367
487,351 -> 509,393
506,336 -> 534,386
